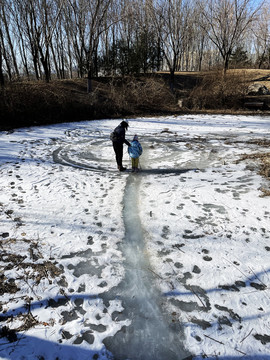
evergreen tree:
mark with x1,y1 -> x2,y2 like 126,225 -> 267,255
231,46 -> 251,68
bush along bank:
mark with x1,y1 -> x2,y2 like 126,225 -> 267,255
1,71 -> 270,131
0,76 -> 178,131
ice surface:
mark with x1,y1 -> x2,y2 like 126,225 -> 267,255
102,175 -> 190,359
0,115 -> 270,360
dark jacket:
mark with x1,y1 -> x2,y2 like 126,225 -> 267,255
113,124 -> 131,146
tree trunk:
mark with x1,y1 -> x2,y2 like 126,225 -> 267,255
94,46 -> 99,77
169,68 -> 175,92
224,53 -> 230,74
0,44 -> 5,87
258,49 -> 266,69
39,46 -> 51,82
0,29 -> 12,81
87,69 -> 93,93
1,3 -> 20,79
67,36 -> 73,78
19,41 -> 30,80
33,51 -> 40,80
51,45 -> 60,79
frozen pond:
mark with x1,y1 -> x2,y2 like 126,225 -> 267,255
0,115 -> 270,360
102,175 -> 190,359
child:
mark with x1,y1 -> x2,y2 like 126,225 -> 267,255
128,135 -> 143,172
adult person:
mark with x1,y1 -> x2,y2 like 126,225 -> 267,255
111,120 -> 131,171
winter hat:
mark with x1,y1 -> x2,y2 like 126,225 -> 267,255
133,135 -> 138,141
121,120 -> 129,128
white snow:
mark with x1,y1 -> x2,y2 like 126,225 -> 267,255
0,115 -> 270,360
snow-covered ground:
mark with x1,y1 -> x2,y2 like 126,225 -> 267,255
0,115 -> 270,360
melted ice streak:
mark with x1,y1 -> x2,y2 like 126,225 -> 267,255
103,174 -> 190,360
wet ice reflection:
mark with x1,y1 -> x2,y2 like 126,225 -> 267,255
103,175 -> 190,360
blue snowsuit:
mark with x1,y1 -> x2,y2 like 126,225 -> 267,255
128,140 -> 143,171
128,140 -> 143,158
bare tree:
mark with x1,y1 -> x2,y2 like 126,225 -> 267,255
8,1 -> 29,79
12,0 -> 65,82
51,4 -> 68,79
0,16 -> 12,81
0,1 -> 20,79
0,41 -> 5,86
135,0 -> 162,73
149,0 -> 193,90
67,0 -> 115,92
37,0 -> 66,82
14,0 -> 41,80
191,2 -> 211,71
251,3 -> 270,68
199,0 -> 264,73
99,1 -> 119,75
0,0 -> 268,82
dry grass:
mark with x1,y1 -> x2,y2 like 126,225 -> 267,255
237,150 -> 270,197
0,75 -> 178,130
174,68 -> 270,88
186,70 -> 251,110
1,69 -> 270,130
173,68 -> 270,111
107,76 -> 176,114
0,235 -> 65,338
228,68 -> 270,88
240,152 -> 270,176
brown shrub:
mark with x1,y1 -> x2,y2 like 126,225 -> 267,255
237,151 -> 270,197
0,79 -> 112,130
107,76 -> 176,114
0,76 -> 177,130
187,70 -> 249,110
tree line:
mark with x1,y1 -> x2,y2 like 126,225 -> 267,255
0,0 -> 269,89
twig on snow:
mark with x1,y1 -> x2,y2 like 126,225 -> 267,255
235,348 -> 247,355
147,267 -> 163,279
185,284 -> 207,309
222,257 -> 247,278
248,266 -> 267,287
205,334 -> 224,345
240,328 -> 253,343
172,244 -> 185,253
